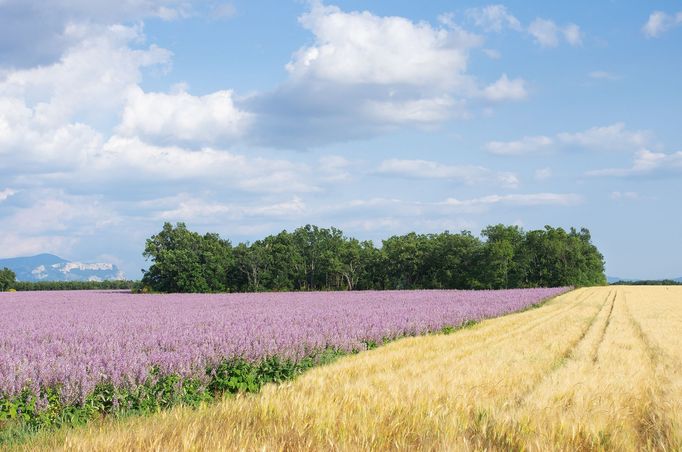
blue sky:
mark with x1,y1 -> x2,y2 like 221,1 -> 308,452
0,0 -> 680,279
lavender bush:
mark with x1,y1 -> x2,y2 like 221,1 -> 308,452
0,287 -> 568,429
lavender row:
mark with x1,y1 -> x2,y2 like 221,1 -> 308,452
0,288 -> 569,404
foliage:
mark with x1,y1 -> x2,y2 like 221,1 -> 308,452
11,280 -> 136,291
143,222 -> 606,293
141,222 -> 233,293
610,279 -> 682,285
0,287 -> 568,442
0,351 -> 343,444
0,268 -> 15,291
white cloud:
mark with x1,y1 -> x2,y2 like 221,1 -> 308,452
0,24 -> 169,172
485,136 -> 553,155
563,23 -> 583,46
286,2 -> 482,89
95,136 -> 318,194
0,97 -> 105,171
0,0 -> 189,68
464,6 -> 583,49
0,187 -> 16,201
610,191 -> 639,200
0,190 -> 120,258
528,19 -> 582,47
483,48 -> 501,59
377,158 -> 519,188
154,195 -> 307,222
642,11 -> 682,38
249,2 -> 527,147
534,167 -> 552,181
0,234 -> 79,259
466,5 -> 522,32
118,87 -> 252,145
441,193 -> 581,207
528,19 -> 560,47
318,155 -> 353,182
211,3 -> 237,20
481,74 -> 528,102
557,123 -> 650,152
587,150 -> 682,177
589,70 -> 620,81
0,24 -> 171,127
362,96 -> 457,124
487,123 -> 652,156
328,192 -> 581,219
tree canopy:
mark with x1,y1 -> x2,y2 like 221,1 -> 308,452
141,223 -> 607,293
0,267 -> 16,291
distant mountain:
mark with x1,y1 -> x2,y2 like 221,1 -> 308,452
606,276 -> 622,284
0,254 -> 124,282
676,277 -> 682,283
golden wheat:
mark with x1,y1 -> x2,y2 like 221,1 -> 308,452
22,286 -> 682,451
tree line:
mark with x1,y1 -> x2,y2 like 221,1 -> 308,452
0,268 -> 136,291
12,280 -> 137,291
610,279 -> 681,286
141,223 -> 607,293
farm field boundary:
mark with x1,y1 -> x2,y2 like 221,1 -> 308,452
22,286 -> 682,451
0,288 -> 567,445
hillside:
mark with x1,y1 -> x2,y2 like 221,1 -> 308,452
0,254 -> 124,282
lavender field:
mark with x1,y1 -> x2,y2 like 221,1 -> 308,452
0,288 -> 568,411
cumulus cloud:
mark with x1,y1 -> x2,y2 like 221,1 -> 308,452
0,24 -> 171,125
362,96 -> 458,124
589,70 -> 620,81
528,18 -> 582,47
0,190 -> 120,257
481,74 -> 528,102
0,188 -> 16,202
534,167 -> 552,181
247,2 -> 529,147
91,136 -> 319,194
0,0 -> 188,68
465,6 -> 584,49
587,150 -> 682,177
557,123 -> 651,152
466,5 -> 522,32
486,123 -> 652,155
211,3 -> 237,20
441,192 -> 581,207
153,195 -> 307,223
286,2 -> 481,89
610,191 -> 639,200
318,155 -> 353,182
483,48 -> 501,59
326,192 -> 581,220
562,23 -> 583,46
377,159 -> 519,188
485,136 -> 553,156
118,87 -> 252,146
642,11 -> 682,38
0,24 -> 170,174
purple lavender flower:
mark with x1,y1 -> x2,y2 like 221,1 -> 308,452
0,288 -> 568,407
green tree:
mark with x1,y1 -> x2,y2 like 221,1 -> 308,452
140,222 -> 606,293
480,225 -> 525,289
0,267 -> 16,291
142,222 -> 234,293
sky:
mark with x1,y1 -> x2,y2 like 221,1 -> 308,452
0,0 -> 680,280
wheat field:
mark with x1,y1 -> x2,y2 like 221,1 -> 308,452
24,286 -> 682,451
